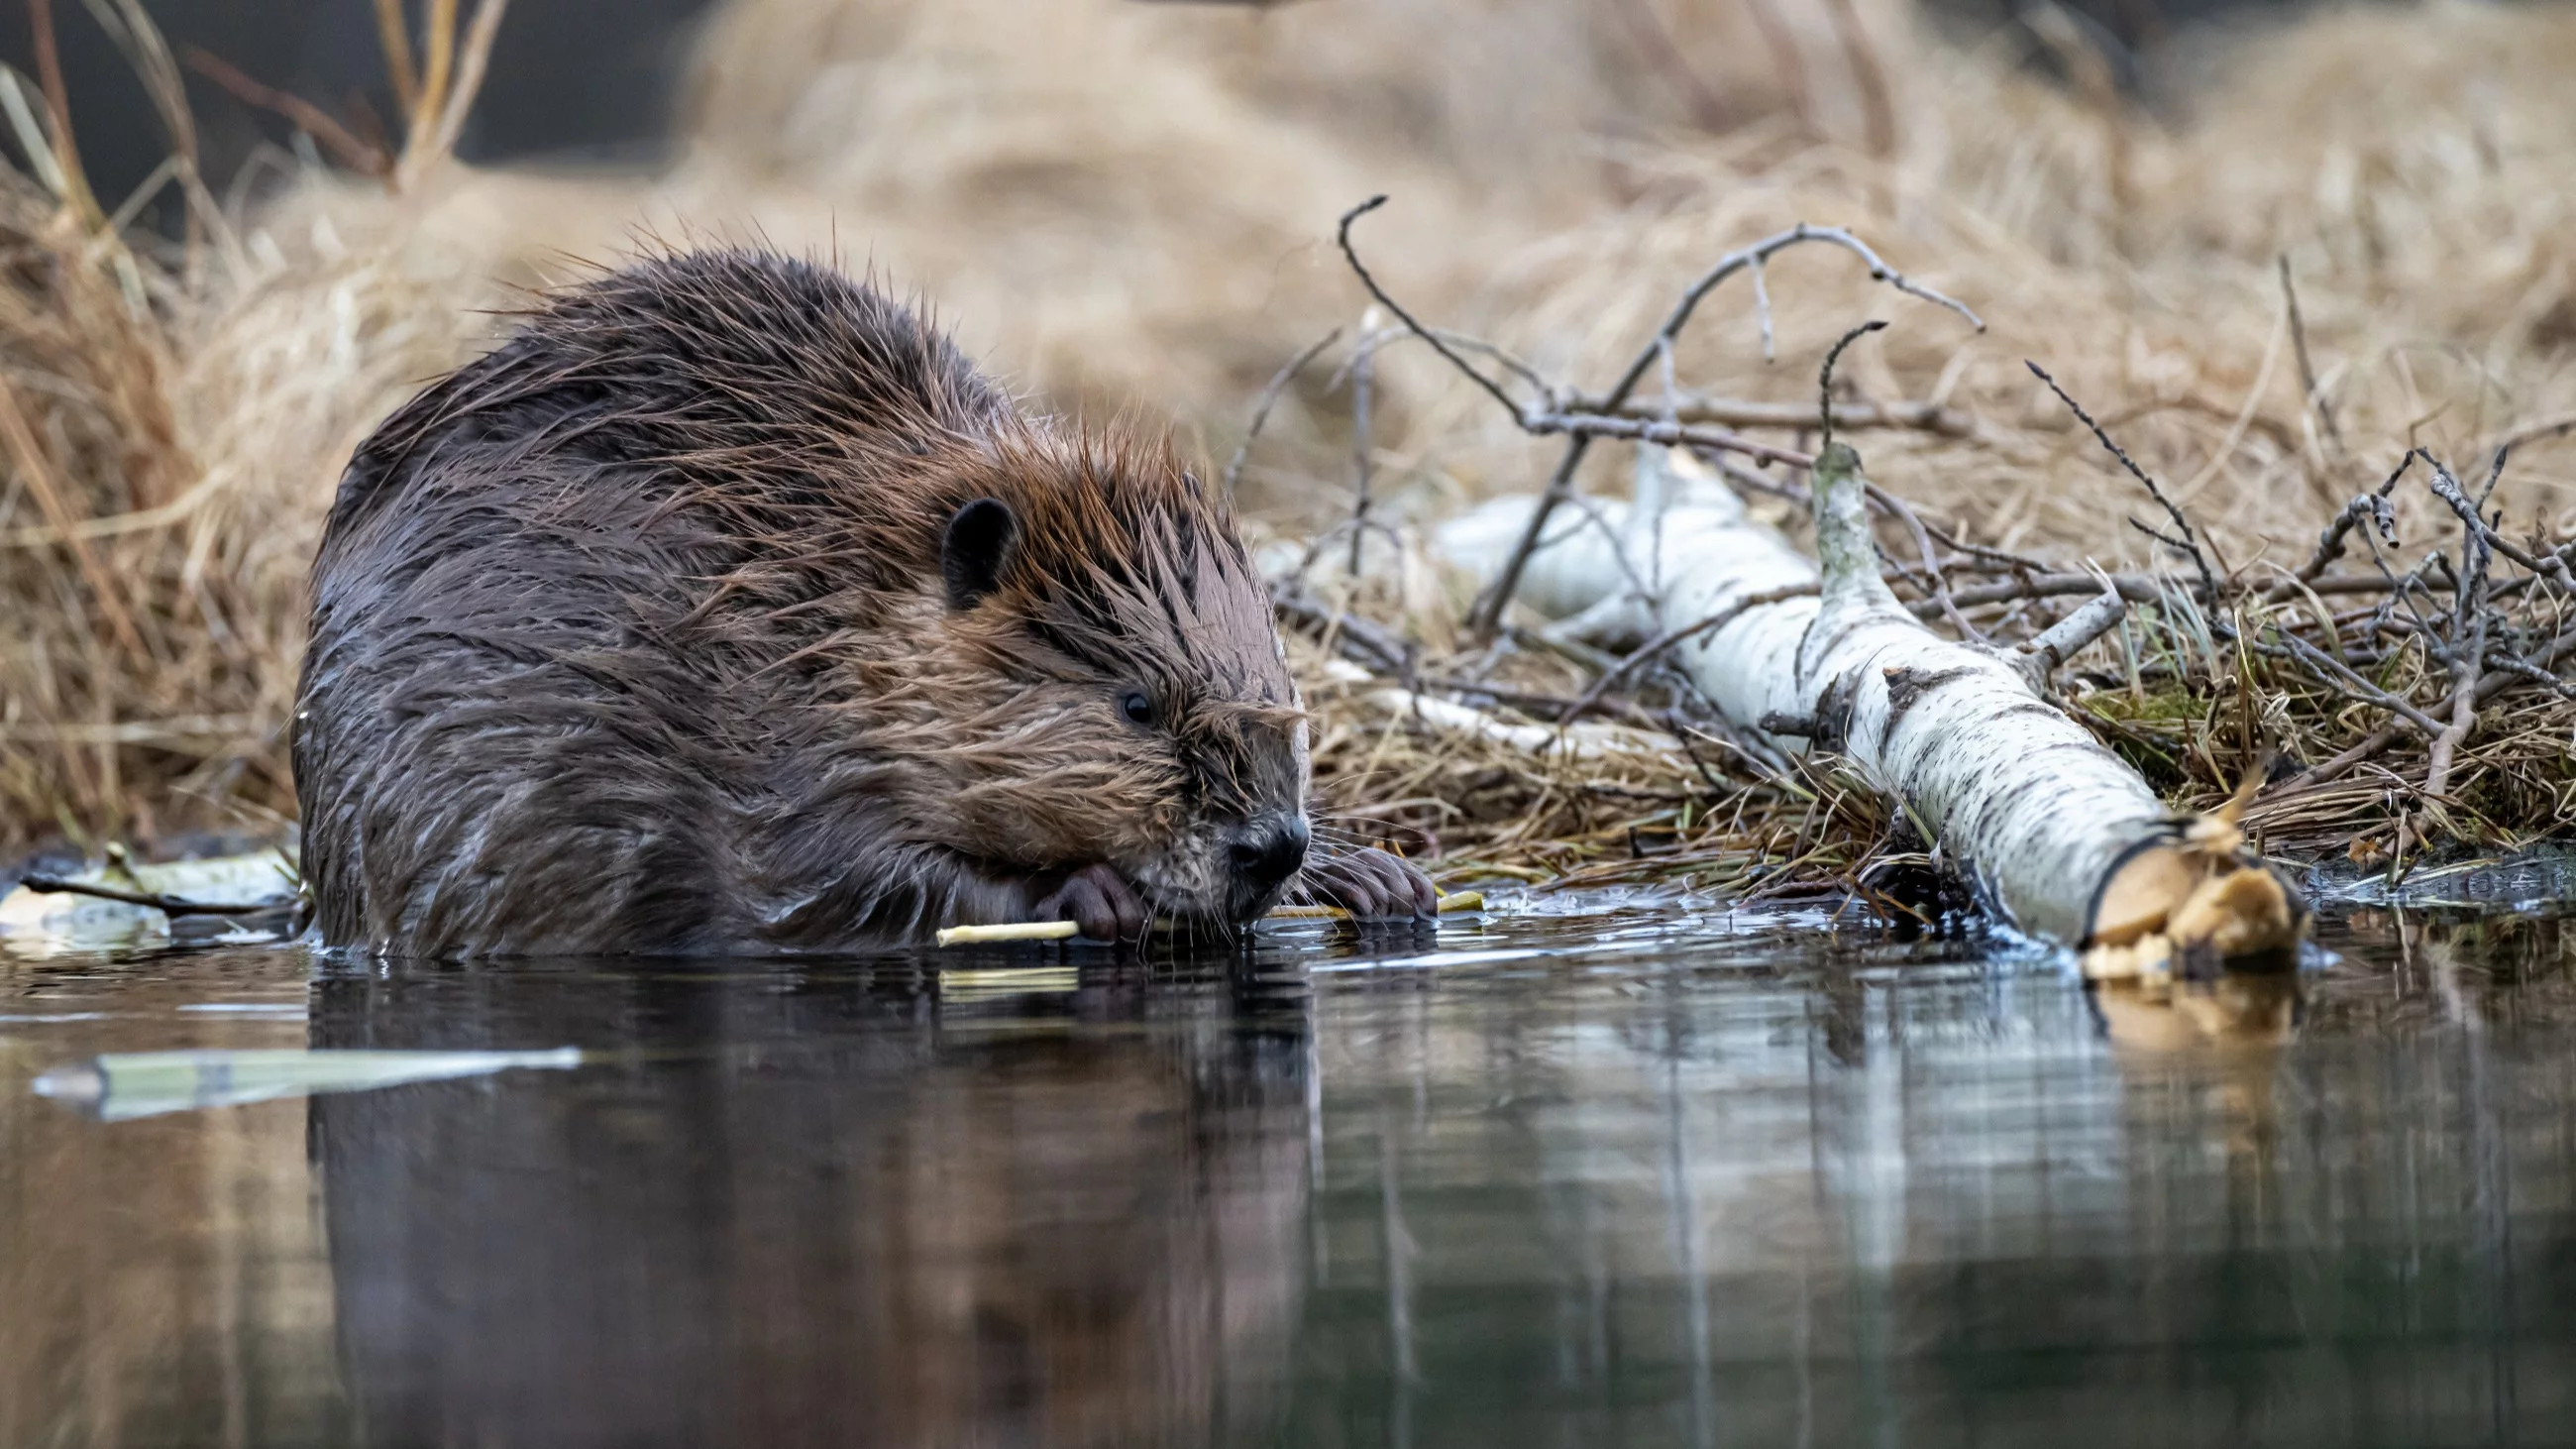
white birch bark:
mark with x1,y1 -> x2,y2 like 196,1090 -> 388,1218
1438,444 -> 2300,958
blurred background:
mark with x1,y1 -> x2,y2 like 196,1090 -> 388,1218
0,0 -> 718,205
2,0 -> 2307,220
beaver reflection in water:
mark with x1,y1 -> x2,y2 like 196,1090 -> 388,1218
293,250 -> 1434,956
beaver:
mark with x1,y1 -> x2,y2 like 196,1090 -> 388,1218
292,249 -> 1434,956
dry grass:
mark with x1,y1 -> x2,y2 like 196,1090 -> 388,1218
1258,3 -> 2576,887
5,0 -> 2576,895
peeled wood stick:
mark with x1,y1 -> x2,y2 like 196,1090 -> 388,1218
935,921 -> 1079,947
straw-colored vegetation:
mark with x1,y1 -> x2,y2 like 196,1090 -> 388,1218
5,0 -> 2576,904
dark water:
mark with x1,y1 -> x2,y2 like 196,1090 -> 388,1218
5,892 -> 2576,1449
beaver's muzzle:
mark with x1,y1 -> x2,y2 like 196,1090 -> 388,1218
1225,814 -> 1310,920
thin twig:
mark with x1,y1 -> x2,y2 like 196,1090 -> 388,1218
2477,652 -> 2576,699
2423,447 -> 2576,592
2026,361 -> 2221,603
2492,410 -> 2576,456
1348,321 -> 1380,577
2424,453 -> 2497,798
2262,632 -> 2447,735
1750,257 -> 1773,362
1556,584 -> 1823,724
1223,325 -> 1341,497
1334,196 -> 1522,419
18,874 -> 285,917
1452,222 -> 1982,639
1589,390 -> 1982,439
184,48 -> 391,176
1274,589 -> 1408,675
1818,320 -> 1886,455
2277,254 -> 2345,458
2278,452 -> 2407,592
1915,569 -> 2395,617
1516,411 -> 1815,468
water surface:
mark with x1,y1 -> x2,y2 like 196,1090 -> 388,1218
4,892 -> 2573,1447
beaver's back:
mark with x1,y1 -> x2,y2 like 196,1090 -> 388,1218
294,252 -> 1016,954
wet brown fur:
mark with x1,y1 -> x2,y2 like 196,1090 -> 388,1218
294,249 -> 1324,955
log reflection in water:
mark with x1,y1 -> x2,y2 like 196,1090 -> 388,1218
306,962 -> 1310,1449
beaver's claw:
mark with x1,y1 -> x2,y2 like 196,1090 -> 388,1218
1297,847 -> 1438,921
1032,863 -> 1148,943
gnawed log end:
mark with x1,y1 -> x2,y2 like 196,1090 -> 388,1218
2079,798 -> 2308,986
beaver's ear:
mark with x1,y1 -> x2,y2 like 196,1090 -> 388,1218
941,498 -> 1020,611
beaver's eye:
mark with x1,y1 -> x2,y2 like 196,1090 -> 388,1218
1118,690 -> 1154,726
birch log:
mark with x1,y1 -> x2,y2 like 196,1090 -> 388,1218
1438,444 -> 2303,975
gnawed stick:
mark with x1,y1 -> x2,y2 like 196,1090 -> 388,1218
935,921 -> 1080,947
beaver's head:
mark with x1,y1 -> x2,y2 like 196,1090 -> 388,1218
852,429 -> 1310,929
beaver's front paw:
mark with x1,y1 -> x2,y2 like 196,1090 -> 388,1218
1031,863 -> 1148,943
1298,847 -> 1438,920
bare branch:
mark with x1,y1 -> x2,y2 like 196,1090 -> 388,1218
1818,319 -> 1886,455
1585,390 -> 1983,439
1333,196 -> 1523,418
2262,631 -> 2448,735
1223,326 -> 1340,497
185,47 -> 390,177
1462,222 -> 1982,640
2424,447 -> 2576,593
2276,451 -> 2407,592
2026,360 -> 2221,604
1556,583 -> 1823,724
19,873 -> 285,917
2013,580 -> 2127,686
2277,254 -> 2345,458
1516,410 -> 1814,468
1915,569 -> 2394,618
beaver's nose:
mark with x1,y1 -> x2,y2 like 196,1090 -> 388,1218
1228,816 -> 1311,892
